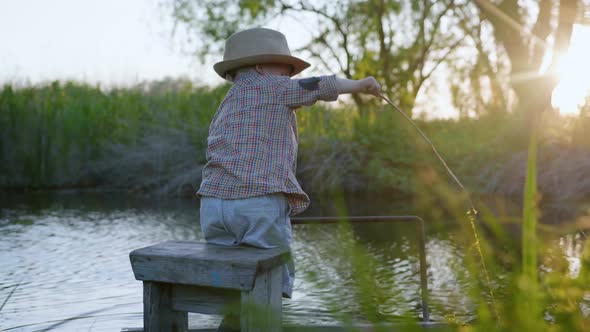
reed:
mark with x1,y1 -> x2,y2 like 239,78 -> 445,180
0,80 -> 228,191
297,110 -> 590,331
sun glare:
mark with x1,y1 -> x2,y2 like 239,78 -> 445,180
551,25 -> 590,116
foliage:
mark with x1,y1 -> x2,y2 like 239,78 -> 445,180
165,0 -> 468,115
2,81 -> 589,199
165,0 -> 587,121
304,109 -> 590,331
2,80 -> 590,330
464,0 -> 584,118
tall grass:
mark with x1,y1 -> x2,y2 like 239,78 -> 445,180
0,80 -> 228,192
519,122 -> 541,329
294,110 -> 590,331
2,80 -> 589,200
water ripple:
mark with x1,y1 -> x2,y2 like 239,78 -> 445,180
0,192 -> 559,330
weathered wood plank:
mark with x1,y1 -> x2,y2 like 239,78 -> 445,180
131,241 -> 288,268
122,322 -> 455,332
130,241 -> 289,291
143,281 -> 188,332
240,265 -> 283,332
171,284 -> 239,315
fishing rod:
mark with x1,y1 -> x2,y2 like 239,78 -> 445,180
378,92 -> 478,216
378,92 -> 499,319
289,92 -> 496,322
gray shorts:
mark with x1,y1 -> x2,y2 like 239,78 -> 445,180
199,193 -> 295,298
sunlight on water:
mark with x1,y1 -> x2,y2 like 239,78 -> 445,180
559,233 -> 585,279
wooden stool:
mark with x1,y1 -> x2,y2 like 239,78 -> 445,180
129,240 -> 289,332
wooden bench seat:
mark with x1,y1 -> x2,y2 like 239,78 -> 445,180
130,240 -> 289,332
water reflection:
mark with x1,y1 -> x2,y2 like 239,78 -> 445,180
0,192 -> 586,330
558,233 -> 585,278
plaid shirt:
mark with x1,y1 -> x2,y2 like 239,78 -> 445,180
197,70 -> 339,215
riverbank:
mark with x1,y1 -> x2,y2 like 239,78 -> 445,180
2,80 -> 589,202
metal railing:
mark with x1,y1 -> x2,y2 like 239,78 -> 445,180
290,215 -> 430,322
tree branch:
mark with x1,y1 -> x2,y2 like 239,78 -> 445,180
420,37 -> 464,87
530,0 -> 554,71
278,0 -> 353,77
376,0 -> 391,89
409,0 -> 455,81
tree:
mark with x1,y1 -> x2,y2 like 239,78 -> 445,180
450,4 -> 512,117
165,0 -> 469,116
472,0 -> 582,122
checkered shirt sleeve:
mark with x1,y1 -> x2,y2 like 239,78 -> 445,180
278,75 -> 339,107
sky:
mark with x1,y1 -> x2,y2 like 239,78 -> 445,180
0,0 -> 223,87
1,1 -> 588,117
0,0 -> 318,88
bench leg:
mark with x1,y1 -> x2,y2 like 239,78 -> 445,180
143,281 -> 188,332
240,265 -> 283,332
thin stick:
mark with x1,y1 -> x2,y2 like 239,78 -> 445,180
379,92 -> 499,319
378,92 -> 477,214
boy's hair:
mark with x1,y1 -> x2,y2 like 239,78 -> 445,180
224,70 -> 236,82
225,66 -> 255,82
224,64 -> 296,82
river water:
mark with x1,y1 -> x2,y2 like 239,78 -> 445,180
0,192 -> 587,331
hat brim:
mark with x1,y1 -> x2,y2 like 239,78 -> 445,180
214,54 -> 310,80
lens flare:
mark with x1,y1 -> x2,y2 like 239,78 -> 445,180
552,25 -> 590,116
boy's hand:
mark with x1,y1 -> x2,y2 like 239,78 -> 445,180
335,76 -> 382,96
360,77 -> 381,96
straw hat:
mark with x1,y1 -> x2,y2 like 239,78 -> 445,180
213,28 -> 310,80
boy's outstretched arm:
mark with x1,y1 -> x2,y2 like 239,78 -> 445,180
336,77 -> 381,96
277,75 -> 382,109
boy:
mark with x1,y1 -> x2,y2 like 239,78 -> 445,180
197,27 -> 380,330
